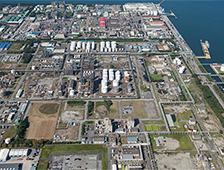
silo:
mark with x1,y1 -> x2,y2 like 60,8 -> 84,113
109,69 -> 114,81
106,41 -> 110,48
101,80 -> 107,86
113,80 -> 119,87
100,47 -> 104,52
82,42 -> 86,50
115,71 -> 121,80
101,85 -> 108,93
100,41 -> 105,48
77,41 -> 81,49
124,71 -> 130,77
92,42 -> 95,50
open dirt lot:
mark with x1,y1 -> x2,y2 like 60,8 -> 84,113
213,137 -> 224,147
61,110 -> 84,122
155,153 -> 197,170
55,125 -> 79,140
155,137 -> 180,151
121,101 -> 149,119
26,102 -> 59,140
198,114 -> 218,131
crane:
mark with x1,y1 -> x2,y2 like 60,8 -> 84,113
158,0 -> 166,5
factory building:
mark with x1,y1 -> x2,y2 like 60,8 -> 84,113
127,116 -> 135,129
104,117 -> 113,133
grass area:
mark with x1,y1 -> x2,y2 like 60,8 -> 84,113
188,85 -> 194,93
145,125 -> 159,131
180,110 -> 194,120
2,126 -> 18,140
7,42 -> 24,54
62,77 -> 69,81
95,101 -> 119,119
67,100 -> 86,107
142,120 -> 165,125
151,134 -> 195,151
121,101 -> 148,119
121,137 -> 127,144
39,103 -> 59,114
37,159 -> 48,170
40,144 -> 107,169
149,74 -> 164,82
140,86 -> 151,92
171,122 -> 186,132
173,115 -> 179,127
213,85 -> 224,102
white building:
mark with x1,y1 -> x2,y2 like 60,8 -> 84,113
9,149 -> 29,157
0,149 -> 10,162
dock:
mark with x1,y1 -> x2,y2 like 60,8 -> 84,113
196,40 -> 211,59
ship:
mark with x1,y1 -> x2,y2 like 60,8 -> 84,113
205,40 -> 210,48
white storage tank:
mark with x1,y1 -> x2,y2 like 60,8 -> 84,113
82,42 -> 86,50
69,90 -> 75,96
101,80 -> 107,86
101,85 -> 108,94
77,41 -> 81,49
221,64 -> 224,72
92,42 -> 95,50
113,80 -> 119,87
106,41 -> 110,48
104,48 -> 108,52
124,71 -> 129,77
100,47 -> 104,52
115,71 -> 120,79
103,75 -> 108,80
100,41 -> 105,48
31,65 -> 36,70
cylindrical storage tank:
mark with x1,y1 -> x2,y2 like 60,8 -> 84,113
100,41 -> 105,48
31,66 -> 36,70
87,42 -> 90,49
115,71 -> 121,80
109,75 -> 114,81
103,69 -> 107,73
113,80 -> 119,87
106,41 -> 110,48
77,41 -> 81,48
69,90 -> 75,96
103,74 -> 108,80
92,42 -> 95,50
82,42 -> 86,50
108,47 -> 111,52
111,41 -> 116,48
113,86 -> 119,93
101,80 -> 107,86
100,47 -> 104,52
101,85 -> 108,94
124,71 -> 129,77
104,48 -> 107,52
